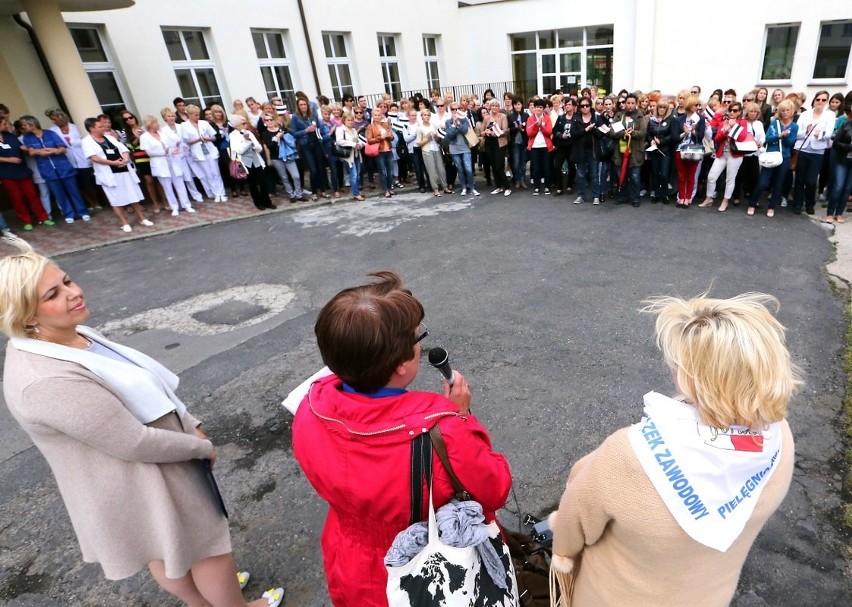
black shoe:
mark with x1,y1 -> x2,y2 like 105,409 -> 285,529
650,196 -> 658,203
266,203 -> 277,209
615,200 -> 626,205
792,208 -> 802,215
805,207 -> 815,215
631,202 -> 641,207
419,188 -> 426,193
662,196 -> 671,204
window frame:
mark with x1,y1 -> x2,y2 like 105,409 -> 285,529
509,26 -> 614,95
809,19 -> 852,85
378,34 -> 402,100
423,35 -> 441,92
322,32 -> 355,101
251,29 -> 297,109
757,23 -> 801,86
67,24 -> 130,115
161,27 -> 224,108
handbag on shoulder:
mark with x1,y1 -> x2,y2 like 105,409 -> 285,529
385,425 -> 519,607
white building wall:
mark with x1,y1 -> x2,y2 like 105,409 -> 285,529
457,0 -> 851,99
63,0 -> 463,116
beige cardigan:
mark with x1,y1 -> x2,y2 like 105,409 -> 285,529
3,344 -> 231,580
550,423 -> 794,607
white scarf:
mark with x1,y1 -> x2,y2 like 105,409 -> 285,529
10,326 -> 186,423
627,391 -> 783,552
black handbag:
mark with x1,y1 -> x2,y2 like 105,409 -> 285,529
332,143 -> 350,158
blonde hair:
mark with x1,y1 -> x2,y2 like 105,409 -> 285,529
185,104 -> 201,116
643,292 -> 802,429
160,107 -> 175,119
0,242 -> 52,338
141,115 -> 159,130
743,102 -> 762,119
684,95 -> 701,113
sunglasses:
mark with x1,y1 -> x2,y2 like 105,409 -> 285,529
414,323 -> 428,344
579,104 -> 591,108
122,116 -> 133,120
437,104 -> 445,107
729,108 -> 741,113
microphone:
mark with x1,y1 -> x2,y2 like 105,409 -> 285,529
428,347 -> 455,386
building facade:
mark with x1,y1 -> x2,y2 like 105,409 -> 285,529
0,0 -> 849,126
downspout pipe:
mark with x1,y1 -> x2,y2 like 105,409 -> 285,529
12,13 -> 68,114
296,0 -> 322,96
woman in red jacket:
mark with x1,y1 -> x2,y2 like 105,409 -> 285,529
292,271 -> 512,607
526,98 -> 554,195
699,101 -> 750,212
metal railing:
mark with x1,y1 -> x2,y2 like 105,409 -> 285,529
359,80 -> 540,108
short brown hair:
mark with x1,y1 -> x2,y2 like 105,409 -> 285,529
315,271 -> 424,393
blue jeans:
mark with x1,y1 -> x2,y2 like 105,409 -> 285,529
451,151 -> 474,191
574,153 -> 601,200
828,156 -> 852,217
376,151 -> 394,192
750,156 -> 791,209
347,157 -> 362,197
511,142 -> 527,183
792,150 -> 823,211
619,165 -> 641,203
301,142 -> 327,194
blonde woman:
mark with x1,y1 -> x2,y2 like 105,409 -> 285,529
550,293 -> 798,607
335,112 -> 364,200
139,115 -> 194,216
0,244 -> 283,607
180,104 -> 227,202
416,109 -> 448,196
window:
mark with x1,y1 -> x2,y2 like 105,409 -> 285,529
322,32 -> 354,101
423,35 -> 441,92
813,21 -> 852,79
161,29 -> 222,108
760,24 -> 799,81
68,26 -> 128,115
509,26 -> 613,97
252,29 -> 296,109
378,35 -> 402,100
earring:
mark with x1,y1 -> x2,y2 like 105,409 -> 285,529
27,325 -> 39,334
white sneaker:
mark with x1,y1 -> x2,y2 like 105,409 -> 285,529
640,189 -> 647,197
2,229 -> 15,239
491,188 -> 502,195
220,196 -> 228,202
171,210 -> 179,217
65,218 -> 75,224
140,219 -> 154,227
213,195 -> 221,202
121,224 -> 132,232
504,189 -> 511,197
574,197 -> 584,204
82,214 -> 91,222
461,188 -> 467,196
473,189 -> 481,196
593,198 -> 601,205
186,207 -> 196,213
781,200 -> 788,208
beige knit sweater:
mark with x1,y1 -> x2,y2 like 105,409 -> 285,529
550,422 -> 794,607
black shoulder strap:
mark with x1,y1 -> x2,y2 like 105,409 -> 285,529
409,432 -> 432,526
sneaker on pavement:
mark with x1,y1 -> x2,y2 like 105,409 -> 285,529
121,224 -> 132,232
544,188 -> 551,195
574,197 -> 583,204
171,210 -> 180,216
141,219 -> 154,227
473,189 -> 481,196
533,188 -> 540,196
461,188 -> 467,196
23,224 -> 33,231
2,229 -> 15,239
82,215 -> 91,221
491,188 -> 502,195
504,189 -> 511,197
592,197 -> 601,205
187,207 -> 196,213
65,218 -> 75,224
43,219 -> 56,226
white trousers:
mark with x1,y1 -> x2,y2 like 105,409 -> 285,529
157,175 -> 191,211
706,152 -> 743,199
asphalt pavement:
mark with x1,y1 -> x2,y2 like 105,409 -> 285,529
0,189 -> 849,606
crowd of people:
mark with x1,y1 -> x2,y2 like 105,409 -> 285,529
1,84 -> 851,238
